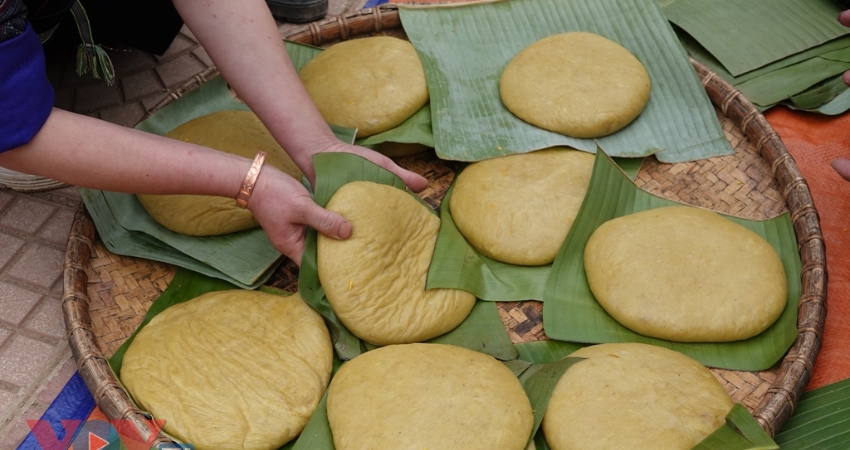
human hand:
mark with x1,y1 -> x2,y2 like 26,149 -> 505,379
247,165 -> 352,266
832,158 -> 850,182
299,139 -> 430,193
841,11 -> 850,85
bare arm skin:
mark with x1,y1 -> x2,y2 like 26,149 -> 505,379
0,0 -> 428,265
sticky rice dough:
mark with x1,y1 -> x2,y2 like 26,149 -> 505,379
136,110 -> 303,236
542,343 -> 734,450
327,343 -> 534,450
299,36 -> 429,138
500,31 -> 651,138
450,147 -> 594,266
317,181 -> 476,346
120,290 -> 333,450
584,205 -> 787,342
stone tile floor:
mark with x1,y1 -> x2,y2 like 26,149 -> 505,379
0,0 -> 366,446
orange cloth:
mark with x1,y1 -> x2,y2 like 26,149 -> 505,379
766,107 -> 850,390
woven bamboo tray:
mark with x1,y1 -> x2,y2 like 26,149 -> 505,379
62,5 -> 826,446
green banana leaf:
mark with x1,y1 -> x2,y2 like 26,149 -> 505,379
805,85 -> 850,115
736,50 -> 850,107
662,0 -> 849,76
514,340 -> 587,364
298,152 -> 516,361
789,76 -> 850,113
692,404 -> 779,449
677,30 -> 850,109
355,103 -> 434,148
100,190 -> 282,287
774,378 -> 850,449
426,157 -> 643,301
542,150 -> 802,371
80,188 -> 277,289
398,0 -> 733,163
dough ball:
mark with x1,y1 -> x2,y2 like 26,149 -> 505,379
120,290 -> 333,450
299,36 -> 429,138
584,205 -> 787,342
500,32 -> 651,138
328,343 -> 533,450
137,110 -> 302,236
317,181 -> 476,346
543,343 -> 734,450
450,147 -> 594,266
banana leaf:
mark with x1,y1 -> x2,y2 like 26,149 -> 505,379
774,378 -> 850,449
677,30 -> 850,109
736,52 -> 850,107
803,85 -> 850,115
80,188 -> 277,289
542,150 -> 802,371
514,340 -> 586,364
298,152 -> 517,361
355,103 -> 434,148
519,357 -> 585,449
398,0 -> 733,163
789,76 -> 850,112
661,0 -> 849,76
426,157 -> 643,301
692,404 -> 779,449
100,190 -> 283,287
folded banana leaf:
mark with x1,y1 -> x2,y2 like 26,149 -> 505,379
399,0 -> 733,163
678,30 -> 850,110
298,152 -> 516,361
543,150 -> 802,371
800,83 -> 850,115
426,157 -> 643,301
514,340 -> 586,364
662,0 -> 849,76
774,378 -> 850,449
692,404 -> 779,449
789,76 -> 850,113
80,188 -> 278,289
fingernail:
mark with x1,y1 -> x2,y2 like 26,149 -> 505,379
338,221 -> 353,239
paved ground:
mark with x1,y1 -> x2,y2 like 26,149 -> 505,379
0,0 -> 365,446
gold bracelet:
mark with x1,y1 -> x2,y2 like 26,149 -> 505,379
235,151 -> 267,209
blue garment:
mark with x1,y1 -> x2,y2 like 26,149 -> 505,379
0,21 -> 54,152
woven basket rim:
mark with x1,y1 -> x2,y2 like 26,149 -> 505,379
63,5 -> 827,445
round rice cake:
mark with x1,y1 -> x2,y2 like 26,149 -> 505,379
542,343 -> 734,450
584,205 -> 787,342
137,110 -> 303,236
500,32 -> 651,138
317,181 -> 476,346
298,36 -> 429,138
450,147 -> 594,266
327,343 -> 533,450
120,290 -> 333,450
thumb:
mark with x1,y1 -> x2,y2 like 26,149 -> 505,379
304,204 -> 353,240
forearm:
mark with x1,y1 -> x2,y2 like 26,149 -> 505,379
172,0 -> 338,175
0,108 -> 250,197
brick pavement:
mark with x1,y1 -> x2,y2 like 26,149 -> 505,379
0,0 -> 366,445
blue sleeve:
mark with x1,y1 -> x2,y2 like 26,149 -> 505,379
0,22 -> 55,153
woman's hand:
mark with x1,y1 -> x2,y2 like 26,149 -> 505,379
299,138 -> 430,193
247,165 -> 353,266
